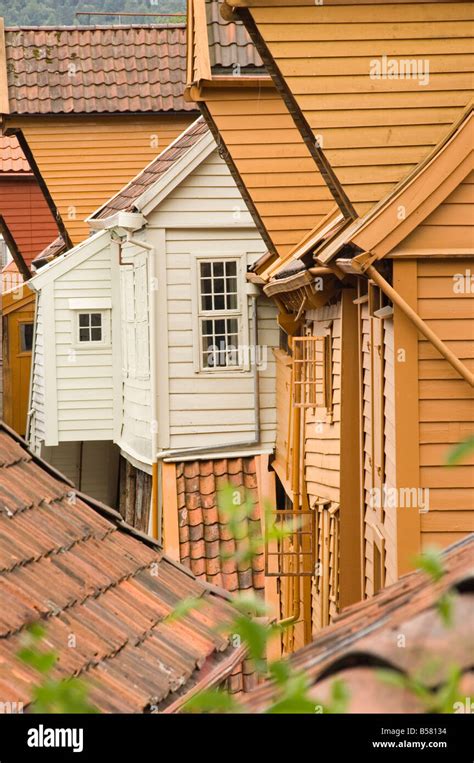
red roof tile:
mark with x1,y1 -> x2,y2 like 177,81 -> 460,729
0,136 -> 30,174
93,116 -> 209,219
5,25 -> 198,114
242,535 -> 474,713
206,1 -> 263,70
0,424 -> 242,713
176,456 -> 265,595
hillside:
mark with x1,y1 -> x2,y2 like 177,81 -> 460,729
0,1 -> 185,27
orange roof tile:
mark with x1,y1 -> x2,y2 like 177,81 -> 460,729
206,0 -> 263,71
0,423 -> 242,713
176,456 -> 265,595
0,136 -> 30,174
242,535 -> 474,713
5,25 -> 198,114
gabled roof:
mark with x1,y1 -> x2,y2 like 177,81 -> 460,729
31,235 -> 67,269
0,135 -> 30,174
242,535 -> 474,713
0,423 -> 241,713
90,116 -> 212,221
316,102 -> 474,266
4,25 -> 198,115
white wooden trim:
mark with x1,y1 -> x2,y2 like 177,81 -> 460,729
110,240 -> 123,443
30,231 -> 110,288
155,228 -> 170,450
138,131 -> 215,217
68,298 -> 112,310
42,282 -> 59,446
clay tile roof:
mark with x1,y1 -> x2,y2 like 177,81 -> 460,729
0,423 -> 242,713
242,535 -> 474,713
93,116 -> 210,219
31,235 -> 67,268
206,0 -> 263,71
176,456 -> 264,595
0,135 -> 30,174
5,25 -> 198,115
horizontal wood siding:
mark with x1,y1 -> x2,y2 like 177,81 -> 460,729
30,292 -> 45,449
383,317 -> 397,586
396,170 -> 474,252
417,257 -> 474,549
53,239 -> 114,441
149,148 -> 277,450
251,2 -> 474,216
9,114 -> 194,244
205,86 -> 335,257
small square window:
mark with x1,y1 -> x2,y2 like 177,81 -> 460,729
78,312 -> 103,343
20,323 -> 34,353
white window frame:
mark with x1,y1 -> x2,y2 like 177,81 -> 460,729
191,252 -> 249,374
72,309 -> 111,350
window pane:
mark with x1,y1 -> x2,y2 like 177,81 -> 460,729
20,323 -> 34,353
200,277 -> 212,294
213,262 -> 224,278
91,327 -> 102,341
201,294 -> 214,311
79,328 -> 89,342
226,293 -> 237,310
91,313 -> 102,327
200,262 -> 211,278
214,294 -> 225,310
226,319 -> 238,334
215,319 -> 225,334
79,314 -> 89,327
225,261 -> 237,277
214,277 -> 224,294
201,319 -> 214,336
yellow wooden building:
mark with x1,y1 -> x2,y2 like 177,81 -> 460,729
189,0 -> 474,649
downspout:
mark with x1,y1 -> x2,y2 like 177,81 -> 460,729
124,233 -> 160,540
365,264 -> 474,387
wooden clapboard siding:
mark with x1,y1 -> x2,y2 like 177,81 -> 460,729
2,290 -> 35,437
202,86 -> 336,257
52,238 -> 115,441
247,1 -> 474,215
0,177 -> 59,265
30,291 -> 45,449
7,115 -> 194,245
394,170 -> 474,253
304,300 -> 342,628
417,257 -> 474,544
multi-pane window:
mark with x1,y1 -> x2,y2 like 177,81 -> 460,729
78,312 -> 102,343
198,259 -> 241,369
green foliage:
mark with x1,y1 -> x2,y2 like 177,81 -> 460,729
18,624 -> 98,714
0,1 -> 185,28
377,665 -> 465,714
445,435 -> 474,466
415,547 -> 457,627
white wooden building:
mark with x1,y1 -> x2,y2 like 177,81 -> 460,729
27,118 -> 278,561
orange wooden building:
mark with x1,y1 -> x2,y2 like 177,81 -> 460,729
0,22 -> 198,246
189,0 -> 474,650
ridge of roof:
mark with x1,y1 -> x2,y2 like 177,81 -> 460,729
90,116 -> 211,220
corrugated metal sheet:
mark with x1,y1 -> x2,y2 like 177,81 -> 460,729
176,456 -> 265,594
5,25 -> 197,114
0,424 -> 241,713
0,136 -> 30,174
94,116 -> 209,219
242,534 -> 474,712
206,0 -> 263,70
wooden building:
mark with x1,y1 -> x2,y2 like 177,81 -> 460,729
27,118 -> 279,609
0,22 -> 198,246
0,134 -> 60,435
188,0 -> 474,648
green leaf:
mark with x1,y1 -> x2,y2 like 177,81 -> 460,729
445,436 -> 474,466
18,648 -> 57,674
415,548 -> 445,583
437,591 -> 456,628
183,688 -> 241,714
164,596 -> 203,623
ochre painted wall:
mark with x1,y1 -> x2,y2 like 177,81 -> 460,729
2,289 -> 35,436
6,114 -> 195,245
247,1 -> 474,216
